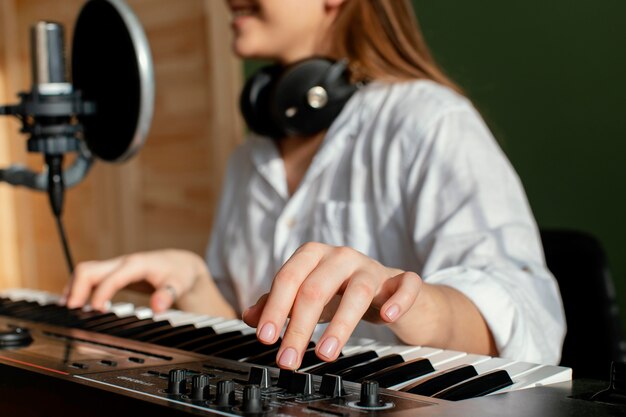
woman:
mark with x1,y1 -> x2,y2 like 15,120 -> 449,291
66,0 -> 565,369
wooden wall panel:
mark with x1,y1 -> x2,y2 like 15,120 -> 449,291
0,0 -> 243,294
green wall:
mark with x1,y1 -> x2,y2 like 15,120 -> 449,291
411,0 -> 626,328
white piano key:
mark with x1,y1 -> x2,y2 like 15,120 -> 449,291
108,302 -> 137,317
501,361 -> 544,379
342,337 -> 378,355
401,346 -> 442,360
474,357 -> 516,374
498,365 -> 572,392
212,318 -> 250,333
193,317 -> 229,328
133,306 -> 154,320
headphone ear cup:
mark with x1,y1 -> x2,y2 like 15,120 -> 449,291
272,58 -> 356,137
239,65 -> 285,139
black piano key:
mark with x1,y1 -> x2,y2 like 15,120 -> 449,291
133,323 -> 189,342
308,350 -> 379,375
150,326 -> 217,348
244,342 -> 317,367
244,346 -> 281,366
212,339 -> 282,360
432,369 -> 513,401
77,313 -> 133,329
195,333 -> 259,356
358,357 -> 435,387
300,348 -> 323,369
0,300 -> 42,316
84,316 -> 146,332
106,320 -> 172,339
401,365 -> 479,396
337,354 -> 404,381
175,330 -> 246,350
7,304 -> 62,321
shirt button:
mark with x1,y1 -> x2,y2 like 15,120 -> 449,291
286,218 -> 297,229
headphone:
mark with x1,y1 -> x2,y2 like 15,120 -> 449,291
240,57 -> 358,140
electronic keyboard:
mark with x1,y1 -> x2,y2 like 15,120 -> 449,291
0,288 -> 621,417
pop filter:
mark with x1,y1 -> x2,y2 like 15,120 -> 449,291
72,0 -> 154,162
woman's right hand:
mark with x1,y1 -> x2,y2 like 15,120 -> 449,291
64,249 -> 234,316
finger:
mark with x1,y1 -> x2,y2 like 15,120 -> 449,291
255,243 -> 328,345
89,255 -> 156,310
65,258 -> 124,308
150,282 -> 179,313
377,271 -> 422,322
242,293 -> 269,327
274,251 -> 356,369
316,272 -> 377,361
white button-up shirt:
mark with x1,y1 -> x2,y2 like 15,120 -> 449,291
206,80 -> 566,365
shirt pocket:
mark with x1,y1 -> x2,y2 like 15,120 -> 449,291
310,200 -> 374,255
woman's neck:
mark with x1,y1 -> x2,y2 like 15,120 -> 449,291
278,132 -> 326,196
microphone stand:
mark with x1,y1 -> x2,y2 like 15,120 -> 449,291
0,22 -> 96,275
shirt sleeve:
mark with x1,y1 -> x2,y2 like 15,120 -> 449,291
402,103 -> 566,364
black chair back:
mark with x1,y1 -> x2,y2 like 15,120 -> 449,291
541,229 -> 626,380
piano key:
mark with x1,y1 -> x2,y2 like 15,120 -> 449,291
498,364 -> 572,392
307,350 -> 379,375
389,350 -> 473,390
501,361 -> 544,380
175,327 -> 256,351
213,338 -> 283,360
473,357 -> 516,374
134,315 -> 224,344
83,316 -> 147,332
133,323 -> 189,342
337,354 -> 405,381
243,346 -> 281,366
401,365 -> 479,396
432,369 -> 513,401
358,357 -> 435,387
194,332 -> 258,355
149,324 -> 219,347
299,347 -> 329,369
106,319 -> 172,338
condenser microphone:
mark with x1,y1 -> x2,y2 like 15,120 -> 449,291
0,0 -> 155,274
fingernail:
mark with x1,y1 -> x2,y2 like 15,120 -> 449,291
258,322 -> 276,343
318,337 -> 339,359
278,347 -> 298,368
385,304 -> 400,321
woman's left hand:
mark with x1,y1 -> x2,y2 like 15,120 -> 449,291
242,242 -> 423,369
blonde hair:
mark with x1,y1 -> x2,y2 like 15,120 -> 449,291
330,0 -> 461,92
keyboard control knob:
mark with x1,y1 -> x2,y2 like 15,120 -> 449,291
0,327 -> 33,348
319,374 -> 346,398
358,380 -> 382,407
242,385 -> 263,414
167,369 -> 187,395
215,380 -> 236,406
248,366 -> 271,389
191,374 -> 211,401
277,369 -> 294,390
290,372 -> 314,396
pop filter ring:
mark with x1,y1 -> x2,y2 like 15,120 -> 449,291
72,0 -> 155,163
